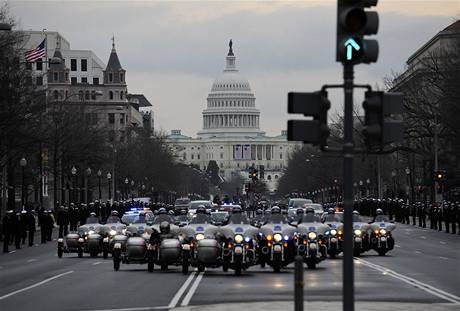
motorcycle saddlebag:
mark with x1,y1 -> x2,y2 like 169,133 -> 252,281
126,237 -> 146,258
196,238 -> 220,264
65,233 -> 81,248
160,239 -> 181,262
112,235 -> 128,248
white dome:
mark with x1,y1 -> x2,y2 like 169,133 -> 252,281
211,72 -> 252,92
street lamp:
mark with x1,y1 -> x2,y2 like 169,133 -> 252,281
97,170 -> 102,200
19,157 -> 27,208
405,167 -> 411,204
71,166 -> 77,203
391,170 -> 397,198
86,167 -> 92,204
107,172 -> 112,200
124,178 -> 129,200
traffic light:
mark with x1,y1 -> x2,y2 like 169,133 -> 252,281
336,0 -> 379,64
434,170 -> 447,182
287,91 -> 331,147
248,167 -> 258,181
259,165 -> 265,179
362,91 -> 404,151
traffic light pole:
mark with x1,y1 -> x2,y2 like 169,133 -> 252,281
342,64 -> 355,311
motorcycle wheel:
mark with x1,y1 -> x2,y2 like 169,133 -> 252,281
260,261 -> 266,268
148,259 -> 154,272
77,248 -> 83,258
161,264 -> 168,271
90,250 -> 98,258
103,250 -> 108,260
306,260 -> 316,269
329,252 -> 336,259
57,248 -> 63,258
273,262 -> 281,273
198,265 -> 205,272
222,263 -> 229,272
235,263 -> 242,276
353,249 -> 361,257
182,262 -> 189,274
113,257 -> 120,271
378,249 -> 386,256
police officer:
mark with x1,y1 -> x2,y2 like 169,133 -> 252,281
26,210 -> 36,246
437,205 -> 443,231
411,203 -> 417,226
20,210 -> 28,245
39,209 -> 48,243
106,210 -> 121,224
57,205 -> 70,238
2,210 -> 14,252
69,203 -> 79,231
444,202 -> 451,233
14,212 -> 23,249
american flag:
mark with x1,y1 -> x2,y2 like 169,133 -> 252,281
24,39 -> 46,62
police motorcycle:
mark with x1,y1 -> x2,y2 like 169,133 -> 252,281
369,209 -> 396,256
295,208 -> 328,269
58,212 -> 103,258
218,206 -> 259,275
100,211 -> 127,259
250,209 -> 265,227
147,209 -> 188,273
258,206 -> 297,272
112,211 -> 154,271
177,206 -> 221,272
351,211 -> 371,257
321,208 -> 344,259
175,209 -> 190,227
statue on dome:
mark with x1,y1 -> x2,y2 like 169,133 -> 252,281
228,39 -> 234,56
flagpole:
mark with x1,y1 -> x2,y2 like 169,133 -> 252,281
39,29 -> 47,209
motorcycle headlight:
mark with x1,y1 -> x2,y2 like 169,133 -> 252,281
88,230 -> 95,235
273,233 -> 283,242
308,232 -> 317,240
354,229 -> 362,236
379,229 -> 386,235
196,233 -> 205,241
109,230 -> 117,236
330,229 -> 337,236
234,234 -> 244,244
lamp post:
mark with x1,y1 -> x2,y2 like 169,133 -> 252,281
86,167 -> 92,204
405,167 -> 411,204
391,170 -> 397,198
366,178 -> 371,197
359,180 -> 363,199
130,180 -> 135,199
124,178 -> 129,200
107,172 -> 112,200
19,157 -> 27,208
97,170 -> 102,200
71,166 -> 77,204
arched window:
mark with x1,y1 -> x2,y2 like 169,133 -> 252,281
120,91 -> 124,100
85,91 -> 90,100
53,90 -> 59,100
109,91 -> 114,100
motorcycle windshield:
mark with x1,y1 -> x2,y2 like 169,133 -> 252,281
133,215 -> 147,224
352,215 -> 362,222
324,215 -> 341,222
228,214 -> 250,224
267,214 -> 289,224
299,214 -> 321,223
85,216 -> 99,224
189,214 -> 211,224
105,216 -> 121,224
374,215 -> 389,222
152,215 -> 174,224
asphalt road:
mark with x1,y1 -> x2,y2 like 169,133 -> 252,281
0,222 -> 459,311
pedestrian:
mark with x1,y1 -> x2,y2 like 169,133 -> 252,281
46,210 -> 54,241
437,206 -> 443,231
14,212 -> 22,249
20,210 -> 28,244
69,203 -> 79,231
420,203 -> 426,228
39,209 -> 48,244
411,203 -> 416,226
26,210 -> 36,246
2,210 -> 14,253
444,202 -> 451,233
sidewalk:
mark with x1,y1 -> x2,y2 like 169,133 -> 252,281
172,301 -> 459,311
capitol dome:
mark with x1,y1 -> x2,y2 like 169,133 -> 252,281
197,40 -> 264,138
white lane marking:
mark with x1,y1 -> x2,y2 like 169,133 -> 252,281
421,236 -> 426,239
85,306 -> 170,311
167,271 -> 197,309
414,250 -> 422,254
440,241 -> 447,245
8,250 -> 16,254
439,256 -> 449,260
0,270 -> 74,301
181,272 -> 204,306
92,261 -> 102,265
395,244 -> 401,248
356,258 -> 460,304
27,259 -> 37,263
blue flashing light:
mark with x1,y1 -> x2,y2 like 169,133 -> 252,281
283,235 -> 289,241
244,236 -> 251,243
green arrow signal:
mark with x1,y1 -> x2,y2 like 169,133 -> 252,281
344,38 -> 360,61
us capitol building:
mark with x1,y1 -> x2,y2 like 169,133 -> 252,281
166,41 -> 299,191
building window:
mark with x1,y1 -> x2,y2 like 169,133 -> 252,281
120,91 -> 124,100
197,154 -> 200,160
120,113 -> 125,124
108,113 -> 115,124
191,154 -> 194,160
25,62 -> 32,70
53,72 -> 58,81
275,175 -> 279,179
220,163 -> 223,168
220,153 -> 223,159
120,73 -> 124,82
70,59 -> 77,71
36,76 -> 43,86
81,59 -> 87,71
65,73 -> 69,81
85,91 -> 90,100
71,77 -> 77,85
280,153 -> 283,159
91,91 -> 96,100
81,77 -> 87,84
36,59 -> 43,71
183,153 -> 186,160
109,91 -> 114,100
93,77 -> 99,85
109,73 -> 113,82
53,90 -> 59,100
108,130 -> 115,142
78,91 -> 83,101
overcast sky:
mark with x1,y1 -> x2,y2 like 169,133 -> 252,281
9,0 -> 459,136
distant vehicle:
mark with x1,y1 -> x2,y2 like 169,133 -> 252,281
220,204 -> 242,213
133,197 -> 152,205
288,198 -> 313,209
174,197 -> 191,214
188,200 -> 213,218
210,211 -> 228,225
121,211 -> 154,225
305,203 -> 324,214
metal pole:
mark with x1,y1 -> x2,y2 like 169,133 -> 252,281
342,64 -> 355,311
294,255 -> 304,311
22,166 -> 25,208
377,155 -> 382,199
98,176 -> 101,200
